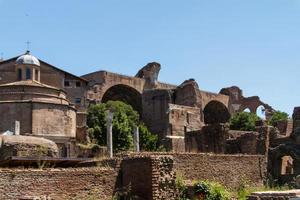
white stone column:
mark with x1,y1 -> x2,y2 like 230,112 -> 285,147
32,68 -> 35,81
38,69 -> 41,82
134,126 -> 140,152
14,121 -> 20,135
107,111 -> 114,158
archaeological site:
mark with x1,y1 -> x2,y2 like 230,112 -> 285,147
0,51 -> 299,199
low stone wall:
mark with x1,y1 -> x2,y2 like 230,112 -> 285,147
173,153 -> 266,189
248,190 -> 300,200
0,153 -> 267,199
121,155 -> 178,200
0,167 -> 119,200
119,152 -> 267,190
0,155 -> 179,200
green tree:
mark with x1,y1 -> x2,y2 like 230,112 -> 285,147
229,112 -> 260,131
87,101 -> 158,152
269,111 -> 289,126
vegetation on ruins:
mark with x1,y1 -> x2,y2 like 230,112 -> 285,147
87,101 -> 158,152
176,173 -> 189,200
229,112 -> 260,131
268,110 -> 289,126
193,181 -> 231,200
176,174 -> 231,200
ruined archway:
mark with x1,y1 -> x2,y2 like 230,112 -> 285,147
203,101 -> 231,124
256,105 -> 266,119
268,144 -> 300,184
102,84 -> 142,114
243,108 -> 251,113
281,155 -> 294,175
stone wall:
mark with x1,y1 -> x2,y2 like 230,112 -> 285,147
142,89 -> 173,140
121,155 -> 178,200
0,155 -> 179,200
293,107 -> 300,133
185,124 -> 229,154
120,153 -> 267,190
32,103 -> 76,138
168,104 -> 202,136
201,90 -> 229,111
248,190 -> 300,200
0,167 -> 119,200
185,125 -> 269,155
226,130 -> 266,155
121,157 -> 153,199
172,153 -> 266,189
0,102 -> 32,134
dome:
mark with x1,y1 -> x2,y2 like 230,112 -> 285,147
16,51 -> 40,66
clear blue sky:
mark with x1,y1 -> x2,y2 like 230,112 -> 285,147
0,0 -> 299,115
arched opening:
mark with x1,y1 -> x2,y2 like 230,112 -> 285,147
243,108 -> 251,113
203,101 -> 231,124
102,84 -> 142,114
256,105 -> 266,120
281,155 -> 294,175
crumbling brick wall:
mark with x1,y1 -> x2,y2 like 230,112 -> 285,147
172,153 -> 266,189
0,155 -> 179,200
185,124 -> 229,154
0,167 -> 119,200
121,155 -> 178,200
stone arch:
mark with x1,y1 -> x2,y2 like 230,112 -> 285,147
101,84 -> 142,114
269,144 -> 300,184
243,108 -> 251,113
256,105 -> 266,119
203,101 -> 231,124
281,155 -> 294,175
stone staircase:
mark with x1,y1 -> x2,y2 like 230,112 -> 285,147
248,190 -> 300,200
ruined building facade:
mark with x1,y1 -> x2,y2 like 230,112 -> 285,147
1,51 -> 299,187
0,52 -> 276,155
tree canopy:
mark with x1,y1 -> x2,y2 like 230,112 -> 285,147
87,101 -> 158,152
269,111 -> 289,126
229,112 -> 260,131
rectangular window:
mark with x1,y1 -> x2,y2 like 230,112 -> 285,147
17,68 -> 22,81
76,81 -> 81,88
75,98 -> 81,104
64,80 -> 70,87
26,67 -> 31,80
186,113 -> 190,124
35,69 -> 39,81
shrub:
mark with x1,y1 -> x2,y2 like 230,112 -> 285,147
176,173 -> 190,200
230,112 -> 260,131
87,101 -> 158,152
194,181 -> 231,200
269,111 -> 289,126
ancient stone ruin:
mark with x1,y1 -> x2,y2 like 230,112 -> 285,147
0,51 -> 298,199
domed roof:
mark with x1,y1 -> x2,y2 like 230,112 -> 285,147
16,51 -> 40,66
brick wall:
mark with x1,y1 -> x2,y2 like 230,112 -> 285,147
0,155 -> 179,200
0,102 -> 32,134
120,153 -> 267,190
185,124 -> 229,154
0,167 -> 119,200
173,153 -> 266,189
121,155 -> 178,200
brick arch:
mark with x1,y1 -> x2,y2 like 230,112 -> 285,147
101,84 -> 142,114
203,100 -> 231,124
268,144 -> 300,184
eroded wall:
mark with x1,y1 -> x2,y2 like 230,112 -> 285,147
0,167 -> 119,200
32,103 -> 76,137
173,153 -> 266,189
0,102 -> 32,134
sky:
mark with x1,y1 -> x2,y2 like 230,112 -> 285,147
0,0 -> 299,115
